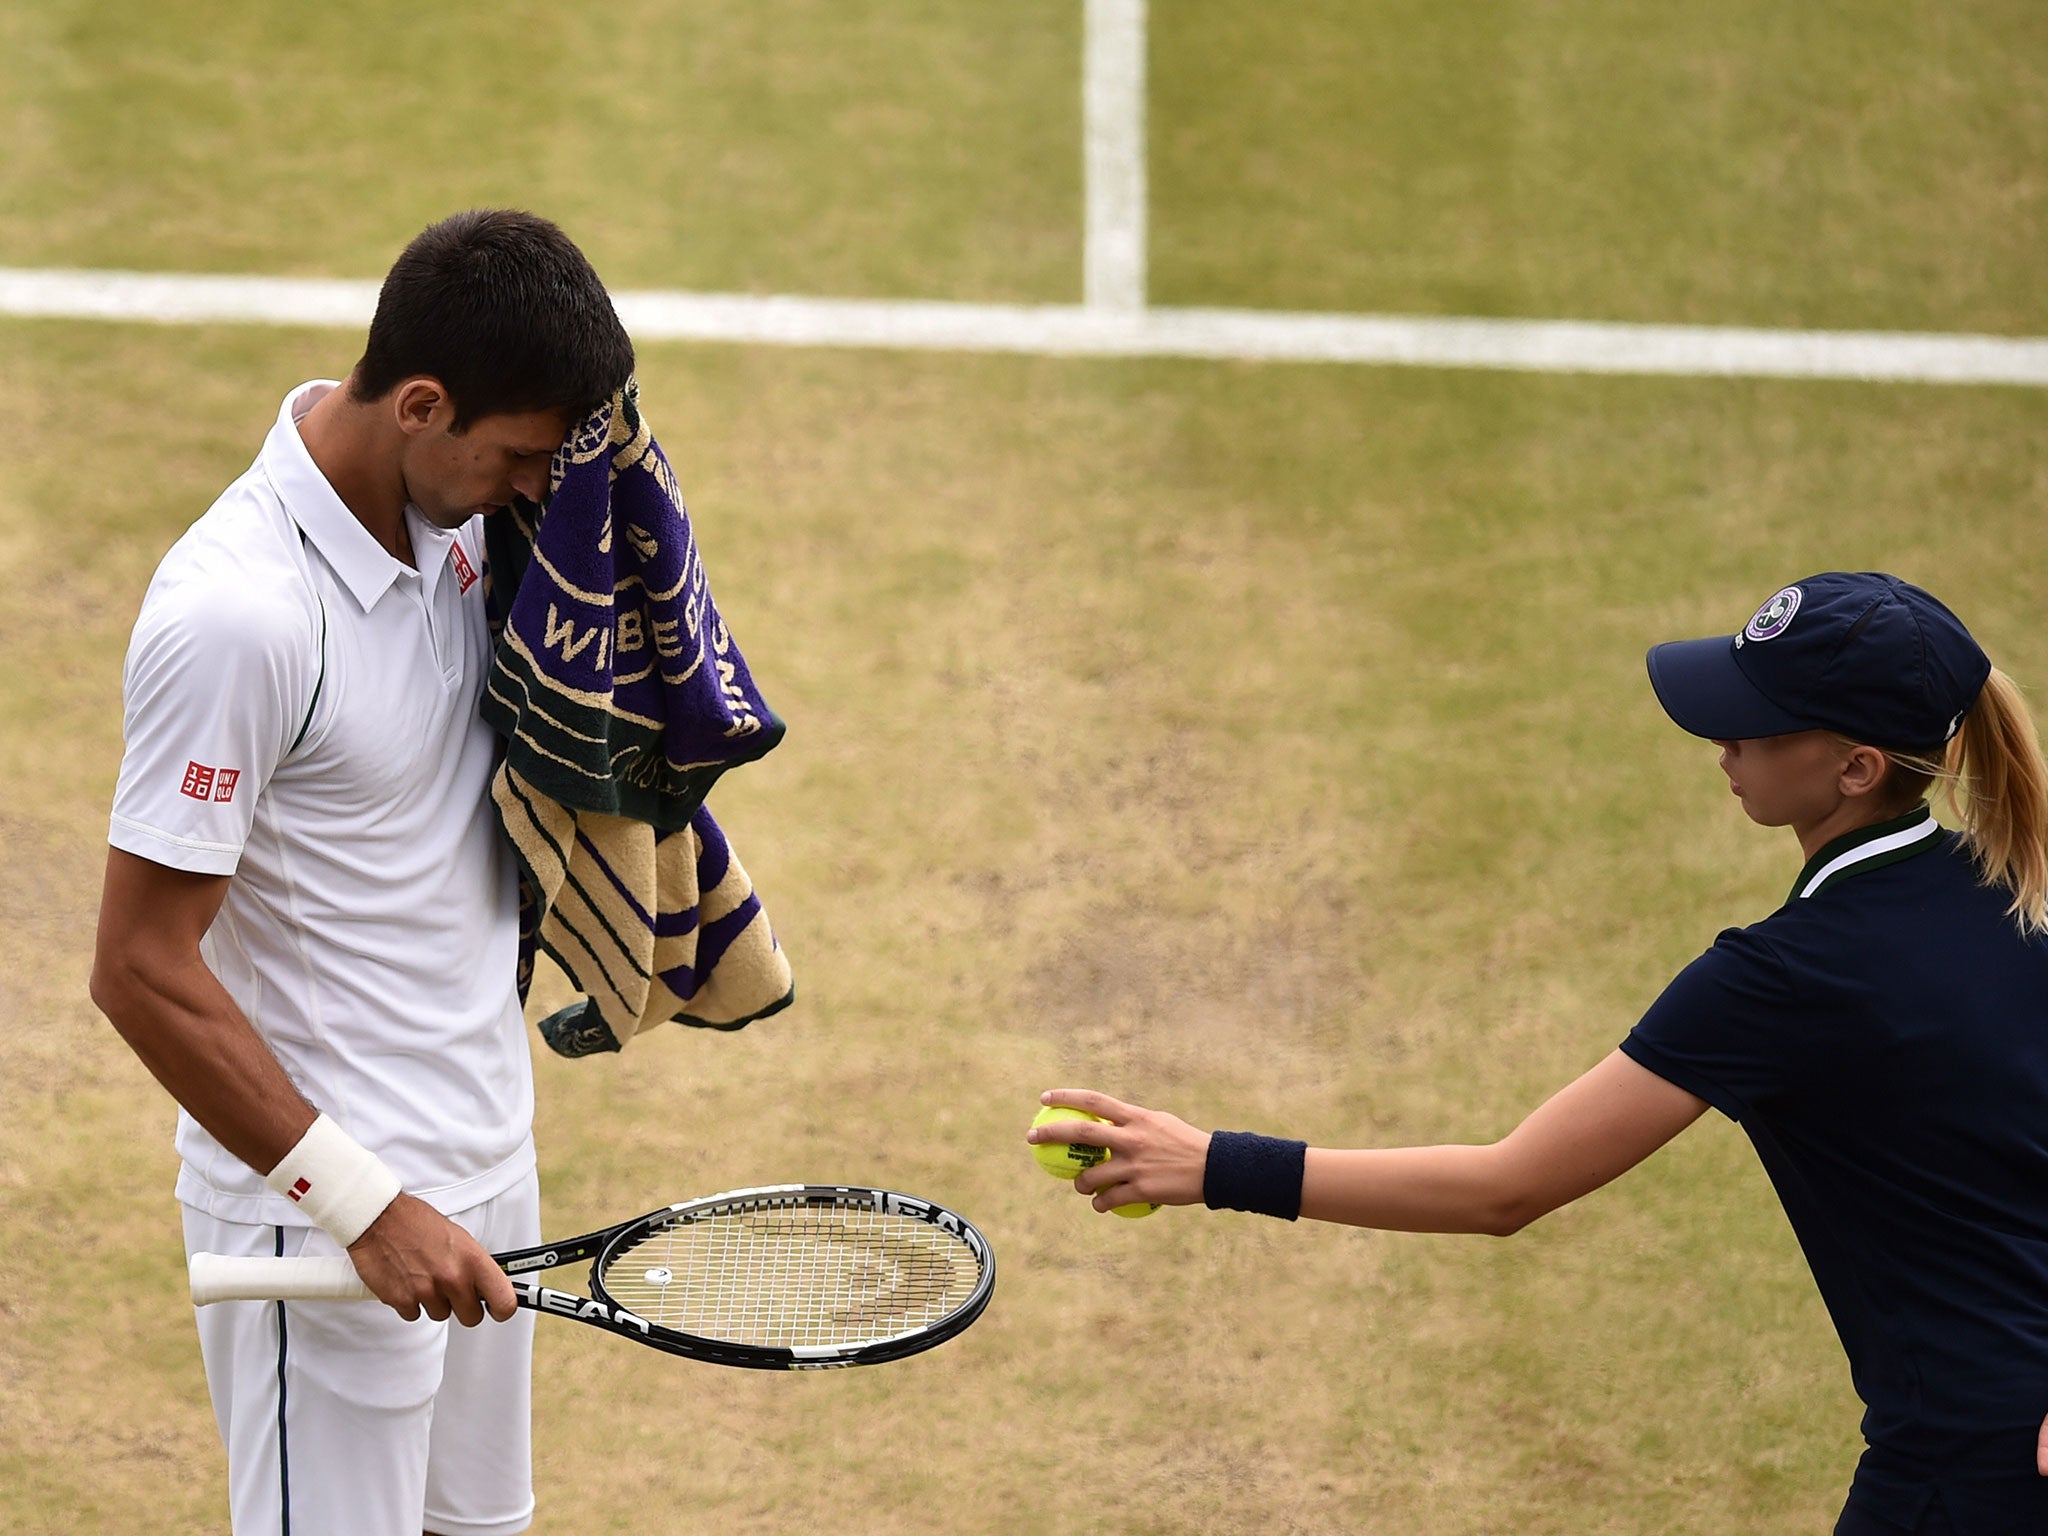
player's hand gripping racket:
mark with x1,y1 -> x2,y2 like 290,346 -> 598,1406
190,1184 -> 995,1370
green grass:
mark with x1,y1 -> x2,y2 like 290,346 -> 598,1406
12,1 -> 2044,330
3,2 -> 2046,1531
0,0 -> 1081,300
1153,0 -> 2048,332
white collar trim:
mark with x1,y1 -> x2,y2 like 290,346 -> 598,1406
1796,814 -> 1943,900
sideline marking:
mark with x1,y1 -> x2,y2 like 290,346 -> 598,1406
4,267 -> 2048,385
1083,0 -> 1147,311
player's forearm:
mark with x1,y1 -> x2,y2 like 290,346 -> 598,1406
1300,1143 -> 1541,1235
91,947 -> 315,1173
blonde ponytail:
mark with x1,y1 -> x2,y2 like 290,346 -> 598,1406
1893,669 -> 2048,934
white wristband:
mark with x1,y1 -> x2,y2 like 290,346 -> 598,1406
264,1113 -> 403,1248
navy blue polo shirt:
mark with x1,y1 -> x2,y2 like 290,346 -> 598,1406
1622,804 -> 2048,1525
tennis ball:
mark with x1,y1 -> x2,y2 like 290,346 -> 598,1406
1030,1106 -> 1108,1180
1031,1106 -> 1159,1219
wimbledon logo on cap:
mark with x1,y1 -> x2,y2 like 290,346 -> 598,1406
1743,586 -> 1802,644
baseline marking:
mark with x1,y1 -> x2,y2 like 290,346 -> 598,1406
5,268 -> 2048,385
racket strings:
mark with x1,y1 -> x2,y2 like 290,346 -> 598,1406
597,1204 -> 981,1348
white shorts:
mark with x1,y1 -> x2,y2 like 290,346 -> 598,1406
183,1173 -> 540,1536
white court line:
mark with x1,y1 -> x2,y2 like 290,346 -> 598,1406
1083,0 -> 1147,311
5,267 -> 2048,385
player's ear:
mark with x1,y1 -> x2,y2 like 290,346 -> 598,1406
390,377 -> 455,438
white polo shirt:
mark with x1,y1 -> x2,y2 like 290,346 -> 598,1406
111,381 -> 534,1226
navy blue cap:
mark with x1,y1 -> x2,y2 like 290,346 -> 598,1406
1647,572 -> 1991,752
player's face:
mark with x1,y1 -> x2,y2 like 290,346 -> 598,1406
1711,731 -> 1854,832
400,403 -> 572,530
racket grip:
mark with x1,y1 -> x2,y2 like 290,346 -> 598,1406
189,1252 -> 377,1305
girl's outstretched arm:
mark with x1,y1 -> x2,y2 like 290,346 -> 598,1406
1032,1050 -> 1707,1233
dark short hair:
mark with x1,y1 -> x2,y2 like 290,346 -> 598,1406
350,209 -> 635,429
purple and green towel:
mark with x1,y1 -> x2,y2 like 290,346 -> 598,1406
482,382 -> 791,1056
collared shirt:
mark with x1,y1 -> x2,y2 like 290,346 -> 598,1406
1623,804 -> 2048,1523
110,381 -> 533,1223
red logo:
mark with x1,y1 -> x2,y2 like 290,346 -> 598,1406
288,1177 -> 310,1202
450,541 -> 478,594
180,762 -> 240,802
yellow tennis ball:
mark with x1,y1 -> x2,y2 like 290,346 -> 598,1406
1031,1106 -> 1108,1180
1031,1106 -> 1159,1218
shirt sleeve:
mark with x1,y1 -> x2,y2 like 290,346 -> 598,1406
109,573 -> 319,876
1620,924 -> 1804,1123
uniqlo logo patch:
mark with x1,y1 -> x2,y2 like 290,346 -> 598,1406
288,1177 -> 310,1202
450,541 -> 478,594
180,762 -> 240,802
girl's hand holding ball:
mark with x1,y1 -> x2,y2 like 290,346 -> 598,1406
1026,1091 -> 1214,1217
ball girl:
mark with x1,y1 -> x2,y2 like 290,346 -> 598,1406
1031,572 -> 2048,1533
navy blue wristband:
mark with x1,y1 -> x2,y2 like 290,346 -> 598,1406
1203,1131 -> 1307,1221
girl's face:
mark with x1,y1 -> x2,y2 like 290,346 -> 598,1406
1712,731 -> 1859,833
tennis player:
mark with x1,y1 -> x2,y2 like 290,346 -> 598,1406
1032,572 -> 2048,1533
91,210 -> 634,1536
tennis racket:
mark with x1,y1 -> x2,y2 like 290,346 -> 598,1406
189,1183 -> 995,1371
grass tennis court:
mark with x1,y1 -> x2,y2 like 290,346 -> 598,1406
3,3 -> 2045,1532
